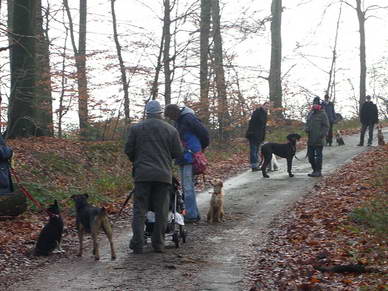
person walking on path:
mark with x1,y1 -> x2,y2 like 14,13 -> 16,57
245,102 -> 270,172
358,95 -> 379,146
125,100 -> 183,254
305,97 -> 330,177
164,104 -> 209,223
322,94 -> 336,146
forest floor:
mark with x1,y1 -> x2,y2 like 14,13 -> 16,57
0,125 -> 387,290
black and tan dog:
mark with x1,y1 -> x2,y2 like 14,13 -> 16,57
71,194 -> 116,261
207,179 -> 225,223
335,130 -> 345,146
34,200 -> 64,256
260,133 -> 301,178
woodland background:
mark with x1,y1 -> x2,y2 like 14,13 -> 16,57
1,0 -> 388,140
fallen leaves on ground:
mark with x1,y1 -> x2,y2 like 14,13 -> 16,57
248,144 -> 388,290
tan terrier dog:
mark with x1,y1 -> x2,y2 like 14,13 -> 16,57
377,124 -> 385,146
207,179 -> 225,223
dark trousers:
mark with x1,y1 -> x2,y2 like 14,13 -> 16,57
248,138 -> 262,168
130,182 -> 170,251
326,122 -> 334,145
307,145 -> 323,172
359,123 -> 375,145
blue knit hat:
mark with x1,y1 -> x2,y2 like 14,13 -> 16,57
145,100 -> 162,114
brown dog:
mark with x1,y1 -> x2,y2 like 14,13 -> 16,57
71,194 -> 116,261
377,124 -> 385,145
207,179 -> 225,223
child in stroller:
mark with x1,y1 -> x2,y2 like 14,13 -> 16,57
144,176 -> 187,248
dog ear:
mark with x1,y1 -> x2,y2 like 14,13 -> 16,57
54,200 -> 58,206
83,193 -> 89,199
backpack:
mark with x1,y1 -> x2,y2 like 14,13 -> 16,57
192,151 -> 208,175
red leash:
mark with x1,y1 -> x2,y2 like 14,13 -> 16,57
10,167 -> 53,217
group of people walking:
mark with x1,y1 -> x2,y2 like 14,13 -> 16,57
246,94 -> 380,178
125,94 -> 380,254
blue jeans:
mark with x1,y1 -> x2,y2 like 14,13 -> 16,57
307,145 -> 323,171
249,139 -> 262,168
180,164 -> 200,220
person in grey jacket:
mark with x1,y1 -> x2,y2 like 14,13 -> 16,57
322,94 -> 336,146
125,100 -> 183,254
305,97 -> 330,177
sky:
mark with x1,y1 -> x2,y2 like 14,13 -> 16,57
1,0 -> 388,129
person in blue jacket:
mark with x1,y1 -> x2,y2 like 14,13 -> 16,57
0,134 -> 14,195
164,104 -> 210,223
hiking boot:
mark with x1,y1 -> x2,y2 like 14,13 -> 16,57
251,167 -> 260,172
357,143 -> 364,146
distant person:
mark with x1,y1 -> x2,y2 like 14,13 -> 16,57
0,134 -> 13,195
125,100 -> 183,254
358,95 -> 378,146
245,102 -> 270,172
164,104 -> 210,224
322,94 -> 336,146
305,97 -> 329,177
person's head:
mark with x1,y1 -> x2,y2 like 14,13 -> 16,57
145,100 -> 163,117
312,96 -> 322,111
324,94 -> 329,102
365,95 -> 372,102
164,104 -> 181,121
262,101 -> 271,111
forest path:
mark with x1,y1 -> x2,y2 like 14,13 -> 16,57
8,129 -> 387,291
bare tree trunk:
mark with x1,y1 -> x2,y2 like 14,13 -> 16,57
356,0 -> 366,110
199,0 -> 211,124
269,0 -> 282,114
111,0 -> 130,121
7,0 -> 38,138
63,0 -> 89,137
57,24 -> 69,139
150,29 -> 164,100
326,1 -> 342,99
211,0 -> 229,140
33,0 -> 54,136
163,0 -> 172,105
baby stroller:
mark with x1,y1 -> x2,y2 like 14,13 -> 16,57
144,176 -> 187,248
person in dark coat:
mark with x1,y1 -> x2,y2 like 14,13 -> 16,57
322,94 -> 336,146
164,104 -> 209,223
245,102 -> 270,172
125,100 -> 183,254
0,134 -> 14,195
358,95 -> 379,146
305,97 -> 330,177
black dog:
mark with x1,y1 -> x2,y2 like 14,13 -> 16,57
71,194 -> 116,261
260,133 -> 301,178
34,200 -> 64,256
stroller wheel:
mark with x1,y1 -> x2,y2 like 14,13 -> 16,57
179,225 -> 186,243
172,231 -> 180,248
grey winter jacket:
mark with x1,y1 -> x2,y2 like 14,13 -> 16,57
305,109 -> 330,146
125,116 -> 183,184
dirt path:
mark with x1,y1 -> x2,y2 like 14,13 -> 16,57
7,131 -> 386,291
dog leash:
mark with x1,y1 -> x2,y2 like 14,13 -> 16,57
10,167 -> 55,217
116,189 -> 135,219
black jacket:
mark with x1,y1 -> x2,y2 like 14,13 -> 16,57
360,101 -> 378,125
125,117 -> 183,184
0,135 -> 13,195
245,107 -> 267,143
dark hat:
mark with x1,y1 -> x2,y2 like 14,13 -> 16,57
365,95 -> 371,100
313,97 -> 321,105
145,100 -> 162,114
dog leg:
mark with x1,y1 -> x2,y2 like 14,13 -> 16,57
77,228 -> 84,257
91,231 -> 100,261
207,209 -> 213,223
102,220 -> 116,260
261,159 -> 270,178
287,157 -> 294,177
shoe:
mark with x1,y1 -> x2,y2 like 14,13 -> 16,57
252,167 -> 260,172
308,171 -> 322,177
357,143 -> 363,146
129,240 -> 143,254
367,143 -> 372,146
153,247 -> 164,253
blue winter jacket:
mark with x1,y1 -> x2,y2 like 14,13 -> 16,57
175,107 -> 210,165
